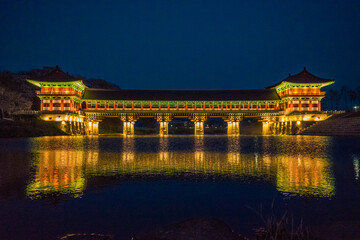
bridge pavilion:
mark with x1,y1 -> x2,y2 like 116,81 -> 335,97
27,66 -> 334,135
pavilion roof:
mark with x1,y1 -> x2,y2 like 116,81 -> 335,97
267,67 -> 334,89
82,89 -> 280,101
29,65 -> 78,82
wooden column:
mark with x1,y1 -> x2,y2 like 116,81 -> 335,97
194,121 -> 204,135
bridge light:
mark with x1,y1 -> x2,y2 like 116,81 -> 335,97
303,116 -> 310,121
297,121 -> 301,125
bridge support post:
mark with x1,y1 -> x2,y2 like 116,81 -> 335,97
262,122 -> 270,135
227,121 -> 240,135
93,122 -> 99,134
121,115 -> 138,135
75,121 -> 80,134
223,116 -> 242,136
86,122 -> 92,135
123,121 -> 135,135
288,121 -> 293,134
190,115 -> 207,135
156,115 -> 172,135
85,121 -> 99,135
81,122 -> 85,135
68,121 -> 73,134
194,121 -> 204,135
159,121 -> 169,135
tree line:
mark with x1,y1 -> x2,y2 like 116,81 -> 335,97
322,86 -> 360,111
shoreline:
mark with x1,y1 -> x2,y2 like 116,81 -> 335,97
2,112 -> 360,138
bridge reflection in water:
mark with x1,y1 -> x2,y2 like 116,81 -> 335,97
26,136 -> 335,199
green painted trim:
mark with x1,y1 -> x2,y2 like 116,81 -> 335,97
26,79 -> 87,92
39,96 -> 82,102
279,96 -> 324,102
83,100 -> 280,106
82,109 -> 281,117
274,81 -> 335,93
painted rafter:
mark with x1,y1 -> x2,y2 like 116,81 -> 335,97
83,100 -> 279,106
274,81 -> 334,93
27,79 -> 87,92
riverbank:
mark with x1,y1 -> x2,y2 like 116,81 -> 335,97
0,118 -> 67,138
60,217 -> 360,240
2,112 -> 360,138
300,111 -> 360,136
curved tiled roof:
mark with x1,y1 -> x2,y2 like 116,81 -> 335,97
267,67 -> 334,88
31,66 -> 78,82
82,89 -> 280,101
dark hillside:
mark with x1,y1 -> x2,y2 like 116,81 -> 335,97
0,66 -> 120,118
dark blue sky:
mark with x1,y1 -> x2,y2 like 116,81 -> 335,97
1,0 -> 359,90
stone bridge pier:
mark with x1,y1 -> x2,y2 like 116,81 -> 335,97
190,115 -> 207,135
223,116 -> 242,135
85,121 -> 99,135
120,115 -> 138,135
156,115 -> 173,135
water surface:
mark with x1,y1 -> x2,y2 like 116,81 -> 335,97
0,135 -> 360,239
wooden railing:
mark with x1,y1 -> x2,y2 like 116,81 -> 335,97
36,91 -> 81,97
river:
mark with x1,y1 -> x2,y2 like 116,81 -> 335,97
0,135 -> 360,239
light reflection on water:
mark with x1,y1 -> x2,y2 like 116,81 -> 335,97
25,135 -> 335,199
354,154 -> 360,180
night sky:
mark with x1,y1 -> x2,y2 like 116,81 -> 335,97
1,0 -> 359,90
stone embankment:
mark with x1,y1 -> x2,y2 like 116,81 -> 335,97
300,112 -> 360,136
0,118 -> 67,138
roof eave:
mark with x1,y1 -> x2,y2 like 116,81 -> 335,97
26,79 -> 41,88
27,79 -> 87,88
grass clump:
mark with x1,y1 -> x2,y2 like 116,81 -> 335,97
248,202 -> 317,240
